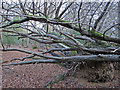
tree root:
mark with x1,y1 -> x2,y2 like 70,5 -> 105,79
43,71 -> 69,88
43,64 -> 78,88
43,63 -> 80,88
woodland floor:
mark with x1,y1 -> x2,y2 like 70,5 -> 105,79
1,46 -> 120,88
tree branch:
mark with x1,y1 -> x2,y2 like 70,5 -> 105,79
93,2 -> 110,30
58,2 -> 74,18
2,59 -> 58,66
1,14 -> 120,44
55,2 -> 63,18
1,48 -> 120,63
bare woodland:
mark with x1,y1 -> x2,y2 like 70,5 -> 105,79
0,0 -> 120,87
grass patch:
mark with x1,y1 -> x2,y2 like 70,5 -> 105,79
32,46 -> 37,49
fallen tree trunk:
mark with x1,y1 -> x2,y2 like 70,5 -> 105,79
0,49 -> 120,62
1,48 -> 120,63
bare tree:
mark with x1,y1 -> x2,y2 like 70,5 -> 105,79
0,1 -> 120,84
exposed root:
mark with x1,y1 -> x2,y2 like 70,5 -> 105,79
43,66 -> 74,88
43,62 -> 84,88
43,71 -> 69,88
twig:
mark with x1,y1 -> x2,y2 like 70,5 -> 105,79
2,55 -> 35,64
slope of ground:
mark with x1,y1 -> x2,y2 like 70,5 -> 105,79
2,47 -> 120,88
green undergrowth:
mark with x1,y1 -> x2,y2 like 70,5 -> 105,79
70,51 -> 78,56
2,35 -> 22,45
32,46 -> 37,49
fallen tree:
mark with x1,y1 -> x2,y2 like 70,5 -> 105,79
1,1 -> 120,83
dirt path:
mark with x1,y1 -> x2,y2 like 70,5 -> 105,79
2,47 -> 120,88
